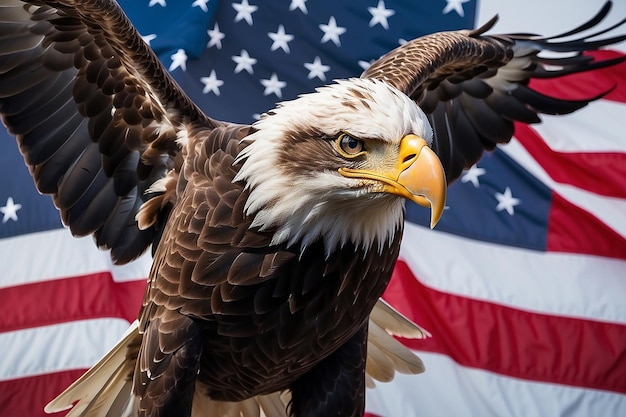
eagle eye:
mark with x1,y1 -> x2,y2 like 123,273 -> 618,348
337,133 -> 365,157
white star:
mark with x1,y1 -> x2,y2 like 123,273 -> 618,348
207,23 -> 225,49
319,16 -> 346,47
148,0 -> 166,6
368,0 -> 395,30
358,60 -> 374,71
461,165 -> 486,188
192,0 -> 210,12
304,56 -> 330,81
260,73 -> 286,98
169,49 -> 188,72
268,25 -> 294,53
442,0 -> 470,17
200,70 -> 224,95
232,49 -> 257,74
232,0 -> 257,26
495,187 -> 521,216
141,34 -> 157,45
289,0 -> 308,14
0,197 -> 22,223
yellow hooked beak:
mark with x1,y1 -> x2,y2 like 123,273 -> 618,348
339,134 -> 446,228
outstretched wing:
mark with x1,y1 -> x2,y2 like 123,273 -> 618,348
0,0 -> 221,263
363,2 -> 626,183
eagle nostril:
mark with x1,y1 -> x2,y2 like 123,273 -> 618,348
402,154 -> 416,164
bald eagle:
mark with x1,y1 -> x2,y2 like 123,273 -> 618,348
0,1 -> 624,416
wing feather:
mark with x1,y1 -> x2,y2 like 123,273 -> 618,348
511,84 -> 602,114
363,1 -> 626,183
0,0 -> 222,263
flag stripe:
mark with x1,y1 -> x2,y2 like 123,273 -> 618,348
0,370 -> 85,417
384,261 -> 626,394
523,101 -> 626,153
528,50 -> 626,104
0,319 -> 131,381
547,191 -> 626,258
0,273 -> 145,333
0,229 -> 152,289
2,1 -> 626,417
399,222 -> 626,323
502,139 -> 626,241
365,352 -> 626,417
514,123 -> 626,198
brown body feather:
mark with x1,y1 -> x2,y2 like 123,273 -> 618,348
138,123 -> 401,403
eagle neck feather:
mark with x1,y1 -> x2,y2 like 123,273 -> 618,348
234,134 -> 406,258
250,182 -> 405,258
233,78 -> 426,257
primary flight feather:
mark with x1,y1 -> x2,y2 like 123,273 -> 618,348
0,1 -> 624,416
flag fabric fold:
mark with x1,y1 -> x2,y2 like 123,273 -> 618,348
1,1 -> 624,416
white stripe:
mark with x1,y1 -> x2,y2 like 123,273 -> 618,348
400,222 -> 626,324
530,101 -> 626,153
365,351 -> 626,417
477,0 -> 626,53
502,139 -> 626,239
0,318 -> 131,380
0,229 -> 151,289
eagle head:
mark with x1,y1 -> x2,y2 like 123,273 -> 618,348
234,78 -> 446,255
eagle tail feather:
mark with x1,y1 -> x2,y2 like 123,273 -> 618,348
368,321 -> 426,377
370,299 -> 431,339
191,395 -> 260,417
256,392 -> 290,417
364,300 -> 429,385
366,339 -> 397,383
44,321 -> 139,417
190,385 -> 288,417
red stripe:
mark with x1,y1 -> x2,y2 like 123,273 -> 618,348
0,375 -> 387,417
514,123 -> 626,198
529,50 -> 626,104
548,191 -> 626,259
0,372 -> 387,417
0,273 -> 146,333
0,369 -> 85,417
383,261 -> 626,394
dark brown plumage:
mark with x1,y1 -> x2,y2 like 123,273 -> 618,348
0,1 -> 624,417
363,6 -> 626,181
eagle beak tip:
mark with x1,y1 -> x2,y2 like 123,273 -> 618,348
397,138 -> 447,228
413,190 -> 445,229
429,197 -> 445,229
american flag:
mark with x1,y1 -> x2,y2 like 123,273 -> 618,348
1,0 -> 625,416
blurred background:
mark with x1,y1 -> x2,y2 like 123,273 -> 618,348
1,0 -> 625,416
